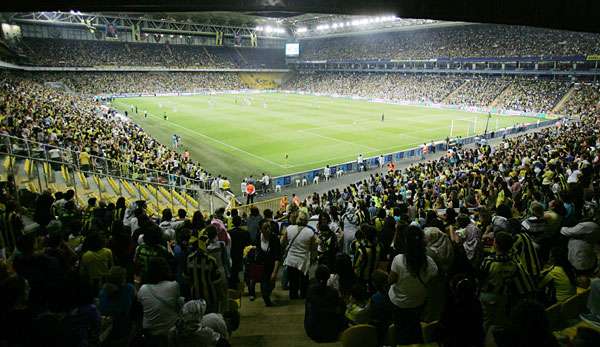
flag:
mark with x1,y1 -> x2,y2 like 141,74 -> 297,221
131,23 -> 141,41
215,31 -> 223,46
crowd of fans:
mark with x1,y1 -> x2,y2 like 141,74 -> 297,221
26,72 -> 245,95
445,77 -> 511,107
0,72 -> 217,185
300,24 -> 600,61
494,79 -> 571,114
559,83 -> 600,117
18,38 -> 285,69
284,72 -> 575,113
284,73 -> 466,104
278,111 -> 600,345
1,91 -> 599,347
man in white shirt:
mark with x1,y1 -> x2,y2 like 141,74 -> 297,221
357,154 -> 364,171
378,155 -> 385,168
323,165 -> 331,181
240,179 -> 247,197
261,173 -> 270,193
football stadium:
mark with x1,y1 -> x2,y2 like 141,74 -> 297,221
0,2 -> 600,347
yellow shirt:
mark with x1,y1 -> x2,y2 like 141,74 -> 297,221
80,151 -> 91,166
80,248 -> 113,281
538,265 -> 576,303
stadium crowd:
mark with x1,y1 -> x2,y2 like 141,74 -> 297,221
299,24 -> 600,61
445,77 -> 510,107
273,110 -> 600,345
0,72 -> 217,186
19,38 -> 285,69
494,79 -> 571,114
28,72 -> 245,95
284,72 -> 574,113
1,92 -> 599,347
559,83 -> 600,117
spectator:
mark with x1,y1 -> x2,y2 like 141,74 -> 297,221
282,211 -> 317,300
138,257 -> 181,347
388,225 -> 438,345
479,232 -> 534,330
304,265 -> 345,343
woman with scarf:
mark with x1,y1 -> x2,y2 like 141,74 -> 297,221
168,299 -> 230,347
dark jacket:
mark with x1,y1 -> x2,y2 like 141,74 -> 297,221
304,283 -> 345,342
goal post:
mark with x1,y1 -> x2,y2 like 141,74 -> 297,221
451,118 -> 478,138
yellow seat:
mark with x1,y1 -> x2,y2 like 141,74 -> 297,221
341,324 -> 378,347
421,320 -> 439,343
228,288 -> 242,309
546,302 -> 563,331
560,288 -> 590,323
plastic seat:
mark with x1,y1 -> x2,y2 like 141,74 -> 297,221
341,324 -> 378,347
421,320 -> 439,343
545,301 -> 562,331
560,288 -> 590,322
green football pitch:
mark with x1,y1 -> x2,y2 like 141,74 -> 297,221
112,92 -> 536,183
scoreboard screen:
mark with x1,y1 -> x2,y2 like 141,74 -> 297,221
285,43 -> 300,57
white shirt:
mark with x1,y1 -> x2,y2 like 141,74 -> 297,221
138,281 -> 180,335
283,225 -> 316,275
261,175 -> 270,185
388,254 -> 438,308
567,169 -> 581,184
324,167 -> 331,176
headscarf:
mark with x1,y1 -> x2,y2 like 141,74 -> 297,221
423,227 -> 454,272
170,299 -> 222,347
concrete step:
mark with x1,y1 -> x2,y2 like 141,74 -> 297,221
232,287 -> 342,347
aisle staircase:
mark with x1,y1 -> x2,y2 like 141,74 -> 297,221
552,85 -> 576,113
490,83 -> 513,107
230,287 -> 342,347
441,80 -> 469,103
234,47 -> 248,66
203,47 -> 217,66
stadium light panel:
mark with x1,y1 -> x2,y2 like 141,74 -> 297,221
296,27 -> 307,33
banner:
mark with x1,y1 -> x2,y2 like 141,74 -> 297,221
131,23 -> 141,41
250,32 -> 257,47
106,23 -> 118,38
586,55 -> 600,61
215,31 -> 223,46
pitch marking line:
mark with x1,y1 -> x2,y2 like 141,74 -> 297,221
129,106 -> 287,169
297,129 -> 379,151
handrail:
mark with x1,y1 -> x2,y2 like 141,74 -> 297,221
0,133 -> 213,192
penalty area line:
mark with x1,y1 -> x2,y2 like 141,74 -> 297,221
134,107 -> 288,169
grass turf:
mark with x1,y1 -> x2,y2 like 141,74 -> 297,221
112,92 -> 536,184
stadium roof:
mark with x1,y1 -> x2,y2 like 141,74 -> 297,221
1,0 -> 599,33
